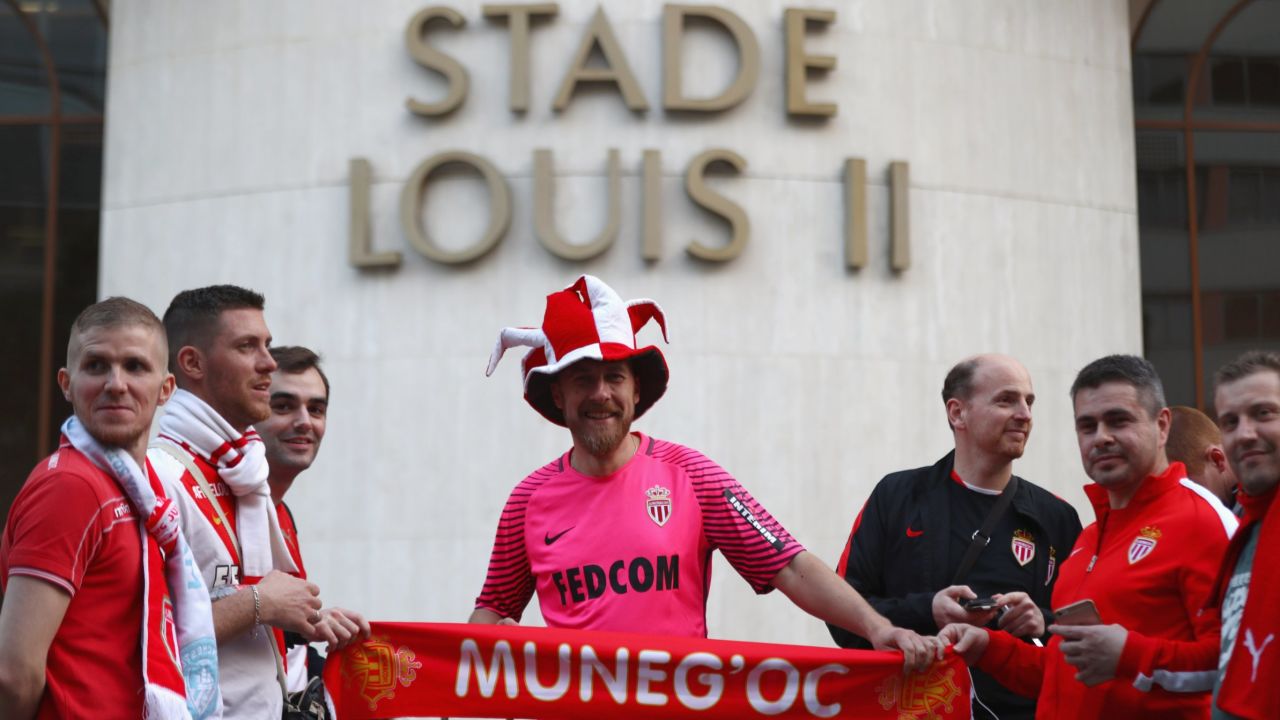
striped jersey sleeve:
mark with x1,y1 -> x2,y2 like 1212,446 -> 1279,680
651,440 -> 804,593
473,463 -> 555,620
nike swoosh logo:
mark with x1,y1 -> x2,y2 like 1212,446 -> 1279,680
544,527 -> 574,545
906,527 -> 924,538
1070,547 -> 1084,556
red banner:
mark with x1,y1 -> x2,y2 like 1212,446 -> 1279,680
324,623 -> 971,719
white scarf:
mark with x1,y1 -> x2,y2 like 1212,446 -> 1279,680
157,389 -> 297,577
63,417 -> 222,720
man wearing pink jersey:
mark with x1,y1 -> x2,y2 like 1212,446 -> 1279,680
470,275 -> 942,671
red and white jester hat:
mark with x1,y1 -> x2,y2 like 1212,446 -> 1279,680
485,275 -> 669,426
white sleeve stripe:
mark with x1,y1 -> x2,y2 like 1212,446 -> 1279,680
7,567 -> 76,595
1178,478 -> 1239,538
1133,668 -> 1217,693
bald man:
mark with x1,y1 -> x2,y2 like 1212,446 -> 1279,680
1167,406 -> 1239,512
831,354 -> 1082,720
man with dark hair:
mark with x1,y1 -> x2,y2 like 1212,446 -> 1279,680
256,346 -> 368,697
1,297 -> 220,719
1209,350 -> 1280,719
1167,405 -> 1238,510
831,353 -> 1080,719
149,285 -> 337,719
944,354 -> 1237,719
470,275 -> 943,672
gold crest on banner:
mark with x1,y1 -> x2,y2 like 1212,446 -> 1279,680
343,636 -> 424,711
876,664 -> 962,719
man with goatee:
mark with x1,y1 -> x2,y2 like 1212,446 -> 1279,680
470,275 -> 943,672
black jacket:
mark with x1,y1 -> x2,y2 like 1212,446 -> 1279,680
829,452 -> 1082,718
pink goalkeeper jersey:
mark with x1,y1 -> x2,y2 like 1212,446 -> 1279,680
476,434 -> 804,637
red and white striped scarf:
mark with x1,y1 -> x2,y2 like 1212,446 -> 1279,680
157,389 -> 296,577
63,417 -> 223,719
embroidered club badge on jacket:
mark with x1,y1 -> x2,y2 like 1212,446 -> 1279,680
646,485 -> 672,527
1127,525 -> 1162,565
1011,529 -> 1036,566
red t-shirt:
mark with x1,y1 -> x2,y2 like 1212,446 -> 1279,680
0,440 -> 146,718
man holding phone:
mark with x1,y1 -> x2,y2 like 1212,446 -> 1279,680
944,355 -> 1238,719
831,355 -> 1081,719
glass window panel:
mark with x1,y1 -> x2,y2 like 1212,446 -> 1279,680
1211,57 -> 1248,105
58,123 -> 102,209
1136,129 -> 1196,406
0,124 -> 49,214
1197,1 -> 1280,122
0,3 -> 51,116
1263,169 -> 1280,223
1197,137 -> 1280,398
1228,168 -> 1260,224
1223,294 -> 1259,340
0,125 -> 48,519
48,122 -> 102,448
1135,54 -> 1188,107
1261,291 -> 1280,340
44,0 -> 108,115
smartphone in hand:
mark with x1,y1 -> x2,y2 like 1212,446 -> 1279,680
1052,599 -> 1102,626
962,596 -> 1000,611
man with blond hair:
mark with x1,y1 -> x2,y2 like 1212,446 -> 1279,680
0,297 -> 220,719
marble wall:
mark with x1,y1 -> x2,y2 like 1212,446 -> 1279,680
101,0 -> 1139,646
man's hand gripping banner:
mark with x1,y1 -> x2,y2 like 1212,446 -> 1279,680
324,622 -> 970,719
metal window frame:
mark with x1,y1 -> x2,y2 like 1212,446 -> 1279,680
1133,0 -> 1280,409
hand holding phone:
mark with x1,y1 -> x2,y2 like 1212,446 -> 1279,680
1052,598 -> 1102,626
962,596 -> 1000,611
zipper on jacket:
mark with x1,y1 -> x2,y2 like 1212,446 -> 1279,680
1085,512 -> 1108,574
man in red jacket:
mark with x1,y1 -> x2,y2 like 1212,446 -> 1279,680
943,354 -> 1238,719
1209,351 -> 1280,719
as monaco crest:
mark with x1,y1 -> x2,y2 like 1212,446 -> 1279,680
1011,529 -> 1035,567
645,485 -> 672,527
1128,525 -> 1162,565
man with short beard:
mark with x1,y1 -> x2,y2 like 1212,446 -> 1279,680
0,297 -> 220,719
830,354 -> 1081,720
256,346 -> 370,697
943,354 -> 1238,719
470,276 -> 943,672
149,286 -> 338,719
1208,351 -> 1280,719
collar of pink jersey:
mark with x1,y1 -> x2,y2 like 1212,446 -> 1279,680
1083,460 -> 1187,513
562,432 -> 648,480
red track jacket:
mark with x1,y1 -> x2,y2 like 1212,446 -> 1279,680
977,462 -> 1237,719
1209,483 -> 1279,719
